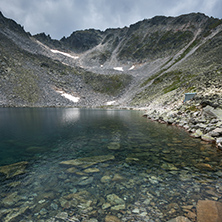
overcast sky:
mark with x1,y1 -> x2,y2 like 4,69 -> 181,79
0,0 -> 221,39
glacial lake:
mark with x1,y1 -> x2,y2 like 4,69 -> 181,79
0,108 -> 222,221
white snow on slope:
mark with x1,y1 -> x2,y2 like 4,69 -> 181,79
51,49 -> 79,59
129,65 -> 135,70
113,67 -> 123,71
106,101 -> 116,105
57,90 -> 80,103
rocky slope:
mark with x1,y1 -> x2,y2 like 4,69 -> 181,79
0,12 -> 132,107
0,11 -> 221,109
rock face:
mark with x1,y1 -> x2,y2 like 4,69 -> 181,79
60,29 -> 103,52
197,200 -> 222,222
0,161 -> 28,179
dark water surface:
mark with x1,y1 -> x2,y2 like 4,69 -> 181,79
0,108 -> 222,221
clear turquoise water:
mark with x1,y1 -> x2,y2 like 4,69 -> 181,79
0,108 -> 222,221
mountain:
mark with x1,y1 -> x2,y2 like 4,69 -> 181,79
0,11 -> 221,108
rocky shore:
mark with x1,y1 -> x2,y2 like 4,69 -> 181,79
143,93 -> 222,150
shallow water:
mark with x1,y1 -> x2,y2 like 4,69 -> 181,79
0,108 -> 222,221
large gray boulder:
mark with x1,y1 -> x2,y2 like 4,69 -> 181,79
202,106 -> 222,120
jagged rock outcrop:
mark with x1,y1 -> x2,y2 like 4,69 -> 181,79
61,29 -> 103,52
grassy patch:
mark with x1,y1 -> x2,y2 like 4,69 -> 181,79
140,69 -> 167,87
185,105 -> 199,112
118,30 -> 193,62
83,72 -> 132,96
12,68 -> 40,103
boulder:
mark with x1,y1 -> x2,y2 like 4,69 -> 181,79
191,129 -> 203,138
197,200 -> 222,222
201,134 -> 215,143
200,100 -> 217,108
211,128 -> 222,136
216,137 -> 222,150
202,106 -> 222,120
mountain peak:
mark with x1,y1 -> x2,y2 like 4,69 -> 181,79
0,11 -> 28,36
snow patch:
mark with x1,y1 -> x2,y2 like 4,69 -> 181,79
129,65 -> 135,70
113,67 -> 123,71
51,49 -> 79,59
106,101 -> 116,105
57,90 -> 80,103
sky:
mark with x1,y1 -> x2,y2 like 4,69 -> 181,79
0,0 -> 221,40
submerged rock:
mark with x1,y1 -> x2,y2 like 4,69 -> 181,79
102,202 -> 111,209
84,167 -> 100,173
7,181 -> 21,188
106,194 -> 126,210
197,200 -> 222,222
26,146 -> 47,153
195,163 -> 214,171
60,155 -> 115,168
105,215 -> 121,222
125,157 -> 140,163
101,175 -> 112,183
78,176 -> 94,186
0,161 -> 28,179
167,216 -> 191,222
108,142 -> 121,150
161,163 -> 178,171
106,194 -> 125,205
55,212 -> 68,220
4,206 -> 29,222
112,174 -> 125,181
111,204 -> 125,210
66,167 -> 78,173
1,192 -> 22,207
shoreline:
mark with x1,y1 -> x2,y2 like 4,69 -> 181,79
141,99 -> 222,150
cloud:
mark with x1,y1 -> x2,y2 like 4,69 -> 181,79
0,0 -> 221,39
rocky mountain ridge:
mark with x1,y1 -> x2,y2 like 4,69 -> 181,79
0,11 -> 221,109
